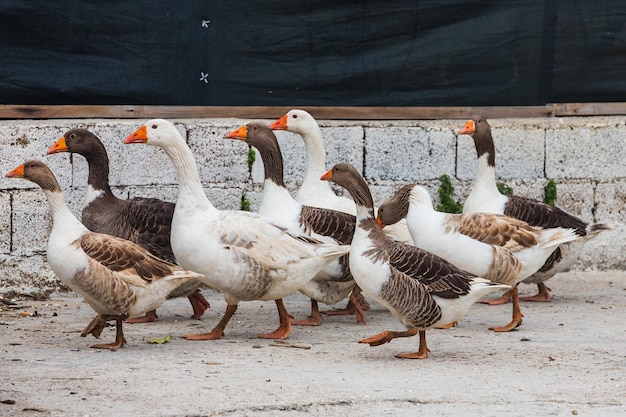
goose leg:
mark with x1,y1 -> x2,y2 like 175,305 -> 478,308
91,316 -> 127,350
292,299 -> 323,326
187,289 -> 211,319
81,314 -> 107,338
396,330 -> 430,359
321,288 -> 368,324
258,299 -> 292,339
182,304 -> 237,340
520,281 -> 552,302
359,328 -> 418,346
489,286 -> 524,332
125,310 -> 158,324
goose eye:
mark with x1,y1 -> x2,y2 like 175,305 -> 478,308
292,114 -> 298,119
151,124 -> 158,129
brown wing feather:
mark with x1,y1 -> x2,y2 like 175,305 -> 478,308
363,221 -> 474,299
78,233 -> 174,282
380,267 -> 442,329
504,195 -> 587,235
299,205 -> 355,245
450,213 -> 540,249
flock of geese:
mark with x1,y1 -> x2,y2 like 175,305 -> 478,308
6,110 -> 610,359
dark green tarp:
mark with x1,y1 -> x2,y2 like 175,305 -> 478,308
1,1 -> 624,106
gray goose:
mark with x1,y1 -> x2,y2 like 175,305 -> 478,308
124,119 -> 349,341
47,129 -> 209,323
376,184 -> 579,332
6,160 -> 203,350
458,116 -> 610,302
321,163 -> 509,359
224,122 -> 365,326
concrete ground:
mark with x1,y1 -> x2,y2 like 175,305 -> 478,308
1,270 -> 624,417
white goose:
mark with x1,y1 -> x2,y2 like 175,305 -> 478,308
269,109 -> 413,244
322,163 -> 509,359
376,184 -> 580,332
225,122 -> 361,326
124,119 -> 349,340
6,160 -> 203,350
458,116 -> 611,302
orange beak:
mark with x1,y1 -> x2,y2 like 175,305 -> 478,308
458,120 -> 475,135
47,136 -> 69,154
125,125 -> 148,144
320,169 -> 333,181
269,114 -> 288,130
6,164 -> 25,178
376,216 -> 386,228
224,125 -> 248,140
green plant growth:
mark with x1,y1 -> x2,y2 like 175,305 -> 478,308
436,174 -> 463,214
497,182 -> 514,196
544,179 -> 557,206
247,148 -> 256,173
240,147 -> 256,212
240,194 -> 251,212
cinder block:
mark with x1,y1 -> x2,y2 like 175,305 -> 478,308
595,180 -> 626,224
0,193 -> 10,254
457,127 -> 545,180
204,186 -> 246,211
576,225 -> 626,271
0,121 -> 69,191
365,127 -> 455,181
0,253 -> 60,295
549,181 -> 596,224
11,190 -> 50,255
188,121 -> 250,185
546,126 -> 626,179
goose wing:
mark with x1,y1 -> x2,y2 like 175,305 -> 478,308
78,232 -> 175,286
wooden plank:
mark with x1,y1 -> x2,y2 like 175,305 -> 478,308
553,102 -> 626,116
0,103 -> 623,120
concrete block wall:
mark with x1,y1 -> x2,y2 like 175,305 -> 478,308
1,116 -> 624,296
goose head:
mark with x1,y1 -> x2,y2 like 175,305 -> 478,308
125,119 -> 183,149
6,160 -> 61,192
458,115 -> 490,137
224,122 -> 276,149
269,109 -> 317,135
321,163 -> 373,213
458,115 -> 496,165
377,184 -> 434,227
47,128 -> 104,158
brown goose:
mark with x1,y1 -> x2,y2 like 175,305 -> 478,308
458,116 -> 610,302
47,128 -> 209,323
321,163 -> 509,359
376,184 -> 579,332
224,122 -> 365,326
6,160 -> 203,350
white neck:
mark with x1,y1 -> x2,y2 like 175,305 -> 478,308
258,180 -> 300,217
464,153 -> 507,214
299,126 -> 332,192
161,141 -> 214,210
44,189 -> 87,234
